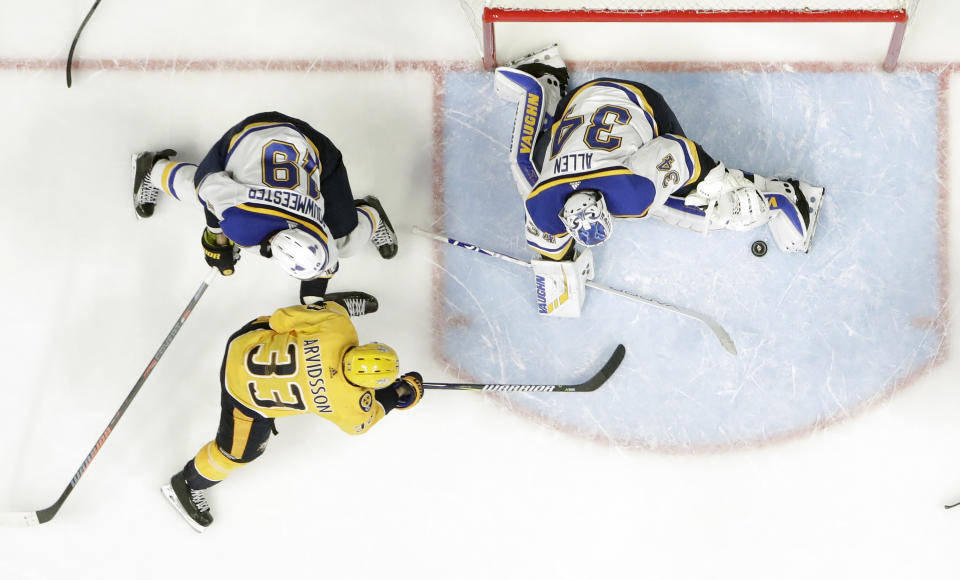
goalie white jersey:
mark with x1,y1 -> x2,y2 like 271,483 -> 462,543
541,80 -> 665,171
524,79 -> 717,258
497,62 -> 825,273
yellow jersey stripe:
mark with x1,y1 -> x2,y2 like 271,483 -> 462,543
355,205 -> 379,230
159,162 -> 178,197
229,408 -> 254,458
194,441 -> 238,481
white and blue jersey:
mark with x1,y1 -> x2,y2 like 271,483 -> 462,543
525,79 -> 718,258
194,112 -> 359,249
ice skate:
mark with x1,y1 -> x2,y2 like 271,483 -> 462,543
325,291 -> 379,316
132,148 -> 176,219
161,470 -> 212,532
356,196 -> 398,259
506,43 -> 568,93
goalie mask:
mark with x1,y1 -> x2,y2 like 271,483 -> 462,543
559,190 -> 612,246
343,342 -> 399,388
269,226 -> 337,280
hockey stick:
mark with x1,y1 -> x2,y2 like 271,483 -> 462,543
413,226 -> 737,355
66,0 -> 103,88
424,344 -> 625,392
0,267 -> 218,527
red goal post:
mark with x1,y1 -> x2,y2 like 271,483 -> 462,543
463,1 -> 920,72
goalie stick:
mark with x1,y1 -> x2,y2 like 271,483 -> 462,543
0,267 -> 217,527
424,343 -> 625,393
66,0 -> 102,88
413,226 -> 737,356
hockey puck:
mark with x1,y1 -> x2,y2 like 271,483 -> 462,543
751,240 -> 767,257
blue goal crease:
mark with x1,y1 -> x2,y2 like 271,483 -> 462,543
437,69 -> 943,450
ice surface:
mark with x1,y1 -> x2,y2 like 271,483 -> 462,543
440,69 -> 944,448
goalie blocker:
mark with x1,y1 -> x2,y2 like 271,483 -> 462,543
531,249 -> 594,317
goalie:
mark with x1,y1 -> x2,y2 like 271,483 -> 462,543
161,293 -> 423,532
495,45 -> 825,317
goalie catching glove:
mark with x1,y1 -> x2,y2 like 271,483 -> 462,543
684,163 -> 770,231
684,163 -> 825,253
530,248 -> 594,318
201,227 -> 240,275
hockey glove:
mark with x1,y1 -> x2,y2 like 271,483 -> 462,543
394,372 -> 423,410
201,227 -> 240,276
686,163 -> 769,231
530,248 -> 593,318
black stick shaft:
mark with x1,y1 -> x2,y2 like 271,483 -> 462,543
13,268 -> 216,526
66,0 -> 103,88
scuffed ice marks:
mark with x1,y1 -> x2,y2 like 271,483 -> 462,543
438,69 -> 945,450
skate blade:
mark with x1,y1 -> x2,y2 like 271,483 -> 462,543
131,153 -> 144,220
160,484 -> 206,533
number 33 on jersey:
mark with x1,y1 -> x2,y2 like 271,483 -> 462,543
222,302 -> 386,435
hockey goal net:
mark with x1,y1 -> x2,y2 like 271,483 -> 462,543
459,0 -> 921,71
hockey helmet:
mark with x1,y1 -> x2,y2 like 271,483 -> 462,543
269,226 -> 338,280
559,190 -> 612,246
343,342 -> 400,389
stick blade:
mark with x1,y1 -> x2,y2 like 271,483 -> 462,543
0,511 -> 41,527
564,343 -> 626,392
420,345 -> 626,393
706,319 -> 738,355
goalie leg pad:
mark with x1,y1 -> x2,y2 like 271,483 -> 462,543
531,249 -> 593,318
495,67 -> 553,194
765,179 -> 825,253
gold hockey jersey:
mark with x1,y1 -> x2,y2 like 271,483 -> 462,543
223,302 -> 386,435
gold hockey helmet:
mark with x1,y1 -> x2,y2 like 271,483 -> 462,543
343,342 -> 399,388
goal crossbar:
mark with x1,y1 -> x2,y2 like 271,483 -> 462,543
481,6 -> 912,71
